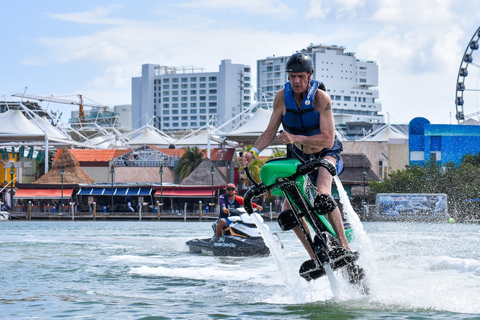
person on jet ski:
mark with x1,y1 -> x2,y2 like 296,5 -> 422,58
214,183 -> 263,239
239,52 -> 351,258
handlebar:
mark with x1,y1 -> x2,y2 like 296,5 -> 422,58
241,143 -> 337,214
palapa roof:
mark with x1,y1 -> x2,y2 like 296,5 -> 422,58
339,153 -> 379,184
33,148 -> 95,184
180,158 -> 227,186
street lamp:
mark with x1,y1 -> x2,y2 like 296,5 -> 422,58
110,164 -> 115,213
210,163 -> 214,206
60,164 -> 65,212
362,164 -> 367,206
9,163 -> 15,211
159,163 -> 163,213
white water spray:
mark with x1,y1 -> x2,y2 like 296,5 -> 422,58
250,213 -> 309,303
334,175 -> 377,290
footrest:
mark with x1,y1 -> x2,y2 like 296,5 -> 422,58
329,248 -> 359,270
299,259 -> 325,281
277,209 -> 299,231
313,194 -> 337,215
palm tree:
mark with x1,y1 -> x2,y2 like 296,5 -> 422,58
175,146 -> 205,182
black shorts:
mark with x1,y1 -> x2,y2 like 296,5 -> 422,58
287,137 -> 344,185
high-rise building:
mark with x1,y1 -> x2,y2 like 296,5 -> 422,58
256,44 -> 384,137
132,60 -> 252,132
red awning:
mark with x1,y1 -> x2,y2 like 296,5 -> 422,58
14,188 -> 74,199
154,189 -> 215,198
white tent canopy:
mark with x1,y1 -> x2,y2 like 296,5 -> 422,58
222,108 -> 284,145
124,126 -> 175,147
174,129 -> 224,148
360,124 -> 408,142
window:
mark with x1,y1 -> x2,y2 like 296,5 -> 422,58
172,91 -> 178,96
181,103 -> 188,108
181,110 -> 188,114
209,108 -> 217,113
191,77 -> 197,82
191,90 -> 197,95
172,110 -> 179,114
200,109 -> 206,114
209,76 -> 217,81
172,78 -> 179,83
209,89 -> 217,94
182,116 -> 188,120
190,109 -> 197,114
200,77 -> 206,81
181,90 -> 188,95
163,85 -> 170,89
209,83 -> 217,88
163,110 -> 169,114
181,78 -> 188,82
410,151 -> 424,161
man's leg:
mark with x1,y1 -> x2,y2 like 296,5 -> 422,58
215,218 -> 227,239
317,156 -> 350,250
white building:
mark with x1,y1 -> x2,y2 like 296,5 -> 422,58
131,60 -> 252,132
256,44 -> 384,138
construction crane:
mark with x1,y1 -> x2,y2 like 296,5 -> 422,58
11,93 -> 108,127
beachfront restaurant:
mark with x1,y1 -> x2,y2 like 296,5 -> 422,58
75,184 -> 154,213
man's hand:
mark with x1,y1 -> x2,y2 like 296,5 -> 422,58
256,205 -> 263,212
223,207 -> 230,214
278,131 -> 295,145
239,151 -> 255,168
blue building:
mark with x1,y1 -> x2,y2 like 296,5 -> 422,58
409,117 -> 480,167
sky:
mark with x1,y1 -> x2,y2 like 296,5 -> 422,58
1,0 -> 480,125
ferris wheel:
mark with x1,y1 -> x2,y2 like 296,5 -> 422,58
456,26 -> 480,122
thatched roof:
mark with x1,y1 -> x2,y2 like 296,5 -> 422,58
33,148 -> 95,184
339,153 -> 379,184
180,158 -> 227,186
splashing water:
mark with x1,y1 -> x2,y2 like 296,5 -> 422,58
334,175 -> 378,290
250,212 -> 309,303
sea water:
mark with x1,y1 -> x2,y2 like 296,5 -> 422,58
1,220 -> 480,319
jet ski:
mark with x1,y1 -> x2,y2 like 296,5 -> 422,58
186,208 -> 277,256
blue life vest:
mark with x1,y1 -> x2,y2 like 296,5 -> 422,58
282,79 -> 323,136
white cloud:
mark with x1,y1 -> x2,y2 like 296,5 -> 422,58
46,4 -> 126,25
179,0 -> 292,18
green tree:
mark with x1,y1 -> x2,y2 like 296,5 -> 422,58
174,146 -> 205,183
